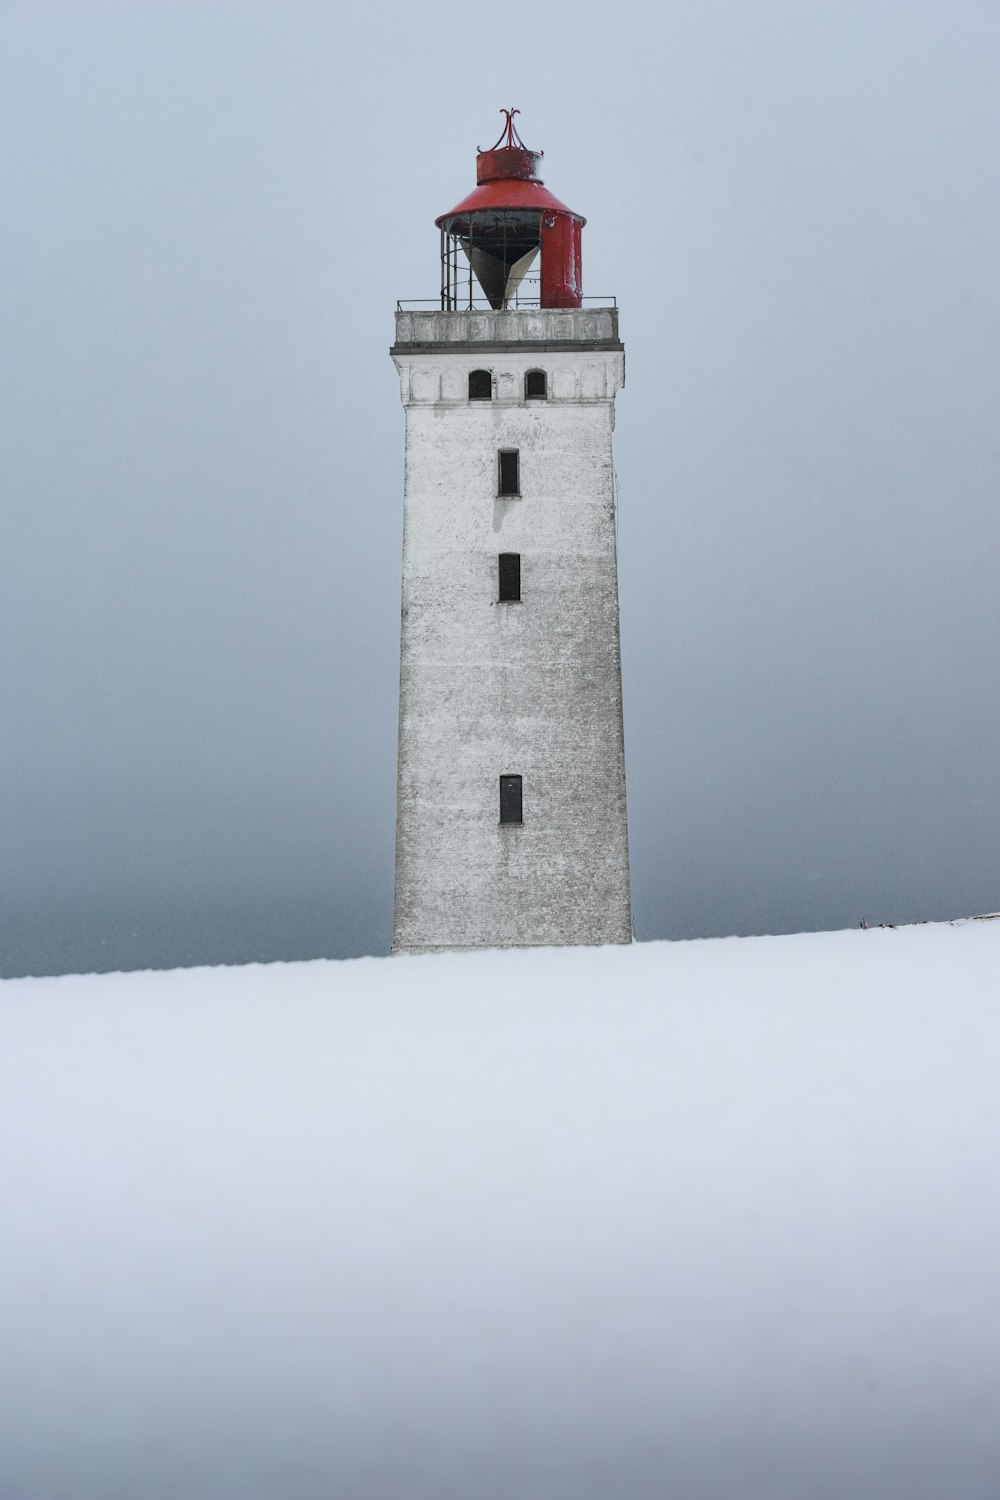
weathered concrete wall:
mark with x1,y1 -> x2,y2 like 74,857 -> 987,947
391,308 -> 631,952
393,305 -> 621,351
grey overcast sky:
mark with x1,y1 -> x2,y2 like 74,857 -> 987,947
2,0 -> 998,976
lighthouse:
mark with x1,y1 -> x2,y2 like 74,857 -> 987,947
390,111 -> 631,952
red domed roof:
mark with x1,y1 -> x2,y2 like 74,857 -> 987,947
437,177 -> 584,227
436,111 -> 584,228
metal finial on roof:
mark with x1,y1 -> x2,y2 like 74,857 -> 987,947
481,108 -> 529,153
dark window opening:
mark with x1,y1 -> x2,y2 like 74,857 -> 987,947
498,449 -> 520,496
500,774 -> 523,824
498,552 -> 521,602
525,369 -> 547,400
469,369 -> 492,400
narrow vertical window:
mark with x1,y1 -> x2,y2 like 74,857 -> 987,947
499,774 -> 523,824
469,369 -> 492,401
498,449 -> 520,496
525,369 -> 547,400
498,553 -> 521,602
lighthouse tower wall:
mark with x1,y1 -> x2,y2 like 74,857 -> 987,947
391,306 -> 631,952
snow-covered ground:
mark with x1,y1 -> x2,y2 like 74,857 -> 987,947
2,921 -> 999,1499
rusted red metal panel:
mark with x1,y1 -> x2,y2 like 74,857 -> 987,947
540,212 -> 583,308
476,147 -> 543,185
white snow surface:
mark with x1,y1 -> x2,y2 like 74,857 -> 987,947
2,922 -> 999,1500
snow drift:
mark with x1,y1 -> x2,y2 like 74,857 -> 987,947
2,922 -> 999,1499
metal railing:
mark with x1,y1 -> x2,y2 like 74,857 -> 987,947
396,292 -> 618,312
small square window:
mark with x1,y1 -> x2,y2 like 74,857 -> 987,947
499,774 -> 522,824
498,553 -> 521,602
498,449 -> 519,496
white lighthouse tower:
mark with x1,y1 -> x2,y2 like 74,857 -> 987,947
391,111 -> 631,952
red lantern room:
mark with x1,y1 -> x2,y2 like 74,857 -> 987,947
436,110 -> 585,311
